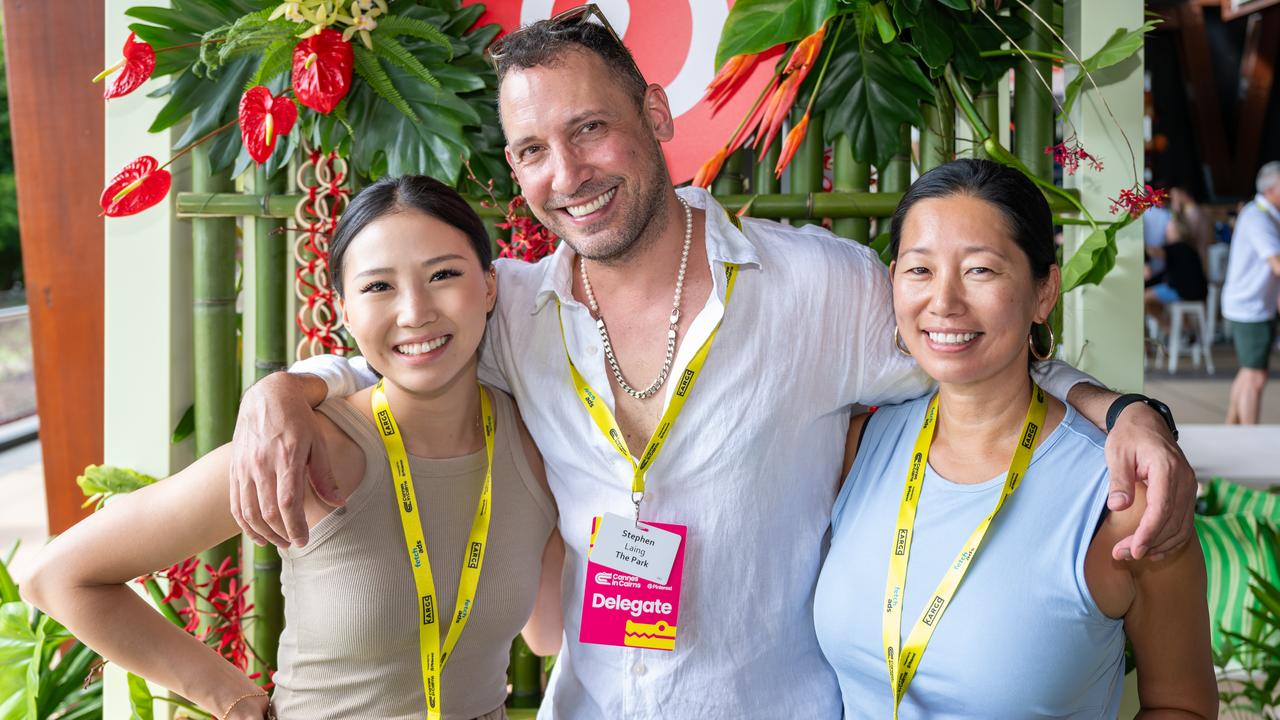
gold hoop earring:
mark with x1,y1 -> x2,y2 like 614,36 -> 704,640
893,327 -> 912,356
1029,324 -> 1055,362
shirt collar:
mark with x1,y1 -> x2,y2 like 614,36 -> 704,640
1257,194 -> 1279,217
530,186 -> 761,315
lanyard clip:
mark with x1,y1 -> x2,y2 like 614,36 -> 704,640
631,490 -> 645,527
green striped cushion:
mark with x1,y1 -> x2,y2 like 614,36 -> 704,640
1201,477 -> 1280,520
1194,512 -> 1280,661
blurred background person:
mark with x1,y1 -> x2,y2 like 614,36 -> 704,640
1222,161 -> 1280,424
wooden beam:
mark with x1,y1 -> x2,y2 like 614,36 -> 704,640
1234,6 -> 1280,181
1171,1 -> 1236,195
3,0 -> 105,533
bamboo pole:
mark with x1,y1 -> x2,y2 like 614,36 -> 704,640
877,125 -> 912,239
974,87 -> 999,161
920,99 -> 956,173
752,142 -> 781,195
508,636 -> 541,709
191,146 -> 241,628
178,189 -> 1081,221
788,111 -> 825,227
1015,0 -> 1055,181
249,166 -> 288,677
176,192 -> 511,219
880,125 -> 911,192
712,149 -> 748,195
1015,0 -> 1059,344
831,133 -> 870,243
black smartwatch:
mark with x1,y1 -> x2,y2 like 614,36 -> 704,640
1105,393 -> 1178,440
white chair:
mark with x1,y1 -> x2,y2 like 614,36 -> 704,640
1166,301 -> 1214,375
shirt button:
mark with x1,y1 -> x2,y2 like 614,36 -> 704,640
632,662 -> 646,676
587,345 -> 598,355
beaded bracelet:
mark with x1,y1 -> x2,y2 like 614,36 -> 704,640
221,690 -> 270,720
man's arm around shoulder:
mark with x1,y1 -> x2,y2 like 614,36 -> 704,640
229,353 -> 378,548
1042,365 -> 1197,563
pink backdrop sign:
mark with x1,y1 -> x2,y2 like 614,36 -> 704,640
462,0 -> 776,183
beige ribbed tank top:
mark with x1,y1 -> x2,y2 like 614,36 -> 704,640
270,387 -> 557,720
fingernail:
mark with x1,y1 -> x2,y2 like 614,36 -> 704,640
1108,491 -> 1128,508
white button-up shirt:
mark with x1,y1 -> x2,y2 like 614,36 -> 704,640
298,187 -> 1086,719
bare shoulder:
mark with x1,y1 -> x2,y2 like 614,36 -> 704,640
841,411 -> 873,482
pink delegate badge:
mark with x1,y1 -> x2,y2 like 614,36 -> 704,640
579,517 -> 686,651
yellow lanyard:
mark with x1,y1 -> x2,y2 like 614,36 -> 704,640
882,383 -> 1047,718
555,261 -> 739,521
371,380 -> 495,720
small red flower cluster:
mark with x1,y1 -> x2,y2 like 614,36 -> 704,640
496,196 -> 559,263
1045,138 -> 1104,175
143,555 -> 263,678
1108,185 -> 1168,219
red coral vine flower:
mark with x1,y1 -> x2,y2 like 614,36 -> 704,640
1108,184 -> 1168,219
496,196 -> 558,263
144,554 -> 262,672
100,155 -> 172,217
240,86 -> 299,164
292,29 -> 354,114
94,32 -> 156,99
1045,137 -> 1104,175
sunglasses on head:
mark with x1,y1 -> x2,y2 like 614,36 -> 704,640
486,3 -> 642,78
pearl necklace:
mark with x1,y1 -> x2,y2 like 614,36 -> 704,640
579,196 -> 693,400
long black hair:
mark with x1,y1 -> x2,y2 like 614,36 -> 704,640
888,158 -> 1054,280
328,175 -> 492,297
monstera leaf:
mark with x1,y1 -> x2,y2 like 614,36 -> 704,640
814,34 -> 933,168
123,0 -> 501,185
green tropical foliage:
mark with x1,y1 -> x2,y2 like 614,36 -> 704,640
0,544 -> 103,720
126,0 -> 507,188
715,0 -> 1155,289
1216,569 -> 1280,714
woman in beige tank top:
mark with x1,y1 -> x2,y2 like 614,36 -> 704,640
21,176 -> 565,720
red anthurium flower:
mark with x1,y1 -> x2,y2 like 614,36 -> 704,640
239,86 -> 299,164
292,29 -> 354,114
100,155 -> 171,217
94,32 -> 156,99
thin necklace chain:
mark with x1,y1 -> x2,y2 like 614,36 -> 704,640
580,196 -> 693,400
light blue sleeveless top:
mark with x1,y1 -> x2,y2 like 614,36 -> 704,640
814,394 -> 1125,719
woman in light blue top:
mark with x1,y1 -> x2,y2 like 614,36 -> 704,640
813,159 -> 1217,719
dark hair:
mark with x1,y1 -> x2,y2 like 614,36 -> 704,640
329,175 -> 492,297
491,19 -> 647,110
889,158 -> 1055,280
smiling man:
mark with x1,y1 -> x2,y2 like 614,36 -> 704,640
228,7 -> 1198,719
